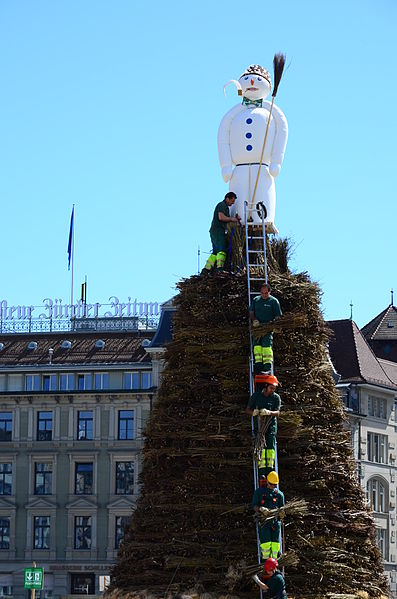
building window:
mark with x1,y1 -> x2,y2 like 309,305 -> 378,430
0,518 -> 10,549
0,463 -> 12,495
0,413 -> 12,442
124,372 -> 152,390
367,432 -> 387,464
26,374 -> 41,392
0,585 -> 13,598
34,463 -> 52,495
77,374 -> 92,391
375,528 -> 388,560
94,373 -> 109,390
77,411 -> 93,440
60,373 -> 74,391
34,516 -> 50,549
124,372 -> 140,390
37,412 -> 53,441
368,396 -> 387,419
42,374 -> 57,392
75,463 -> 93,494
141,372 -> 152,389
74,516 -> 92,549
71,573 -> 95,595
115,516 -> 130,548
115,462 -> 134,495
118,410 -> 134,440
367,478 -> 387,512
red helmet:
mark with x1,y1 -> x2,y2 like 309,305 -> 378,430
254,374 -> 279,387
264,558 -> 278,573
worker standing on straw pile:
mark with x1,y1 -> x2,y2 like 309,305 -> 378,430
201,192 -> 240,274
252,470 -> 284,560
249,282 -> 282,373
253,558 -> 287,598
246,374 -> 280,476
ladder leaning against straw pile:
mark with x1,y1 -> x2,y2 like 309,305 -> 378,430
244,201 -> 282,593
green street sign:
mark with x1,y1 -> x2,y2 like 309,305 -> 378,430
24,568 -> 44,590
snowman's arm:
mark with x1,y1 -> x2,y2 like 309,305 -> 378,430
264,101 -> 288,167
217,104 -> 245,171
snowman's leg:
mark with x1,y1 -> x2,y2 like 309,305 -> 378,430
249,166 -> 276,227
229,166 -> 249,222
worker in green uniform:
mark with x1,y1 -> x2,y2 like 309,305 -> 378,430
249,282 -> 282,373
201,192 -> 240,274
253,558 -> 287,598
252,470 -> 285,560
246,374 -> 280,477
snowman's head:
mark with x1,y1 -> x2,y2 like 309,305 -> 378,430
239,64 -> 272,101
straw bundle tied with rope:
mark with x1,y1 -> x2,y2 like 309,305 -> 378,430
107,236 -> 387,598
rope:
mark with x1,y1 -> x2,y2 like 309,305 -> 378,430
227,226 -> 235,272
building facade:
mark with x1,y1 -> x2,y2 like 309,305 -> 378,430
0,315 -> 172,599
328,317 -> 397,594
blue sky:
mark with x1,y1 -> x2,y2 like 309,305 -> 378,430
0,0 -> 395,327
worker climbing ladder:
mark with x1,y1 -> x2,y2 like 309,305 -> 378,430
244,202 -> 282,577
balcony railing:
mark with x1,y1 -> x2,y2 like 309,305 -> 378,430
0,315 -> 159,334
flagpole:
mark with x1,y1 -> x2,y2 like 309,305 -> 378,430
71,204 -> 75,306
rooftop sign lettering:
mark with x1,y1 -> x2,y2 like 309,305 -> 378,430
0,296 -> 160,321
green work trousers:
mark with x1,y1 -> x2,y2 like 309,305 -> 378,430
259,520 -> 281,560
204,230 -> 227,271
253,332 -> 273,374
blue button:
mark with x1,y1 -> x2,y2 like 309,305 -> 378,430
246,118 -> 253,124
246,145 -> 253,151
246,132 -> 252,139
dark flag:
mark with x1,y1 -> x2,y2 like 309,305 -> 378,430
67,206 -> 74,270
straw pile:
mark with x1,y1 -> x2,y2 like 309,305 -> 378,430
108,237 -> 387,598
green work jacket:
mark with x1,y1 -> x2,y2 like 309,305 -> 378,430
252,486 -> 285,527
209,200 -> 229,234
249,295 -> 282,323
263,570 -> 287,598
248,391 -> 281,435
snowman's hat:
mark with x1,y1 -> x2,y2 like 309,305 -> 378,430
240,64 -> 272,88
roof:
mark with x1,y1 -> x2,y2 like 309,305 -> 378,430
148,298 -> 176,349
362,304 -> 397,341
0,330 -> 155,368
327,319 -> 397,390
378,359 -> 397,386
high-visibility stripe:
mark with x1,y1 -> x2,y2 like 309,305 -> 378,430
216,251 -> 226,268
266,449 -> 275,467
254,345 -> 263,364
204,254 -> 217,270
262,346 -> 273,362
270,541 -> 280,558
258,448 -> 275,469
260,542 -> 272,559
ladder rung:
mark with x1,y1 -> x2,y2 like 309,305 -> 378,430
249,277 -> 266,281
248,236 -> 265,240
248,250 -> 264,253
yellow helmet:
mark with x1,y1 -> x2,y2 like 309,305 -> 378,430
267,471 -> 279,485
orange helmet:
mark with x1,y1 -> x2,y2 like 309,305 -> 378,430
254,374 -> 279,387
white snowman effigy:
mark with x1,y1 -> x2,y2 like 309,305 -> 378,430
217,58 -> 288,233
